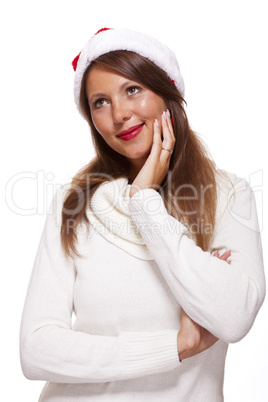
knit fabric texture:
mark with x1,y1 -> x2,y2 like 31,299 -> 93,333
86,178 -> 153,260
20,171 -> 266,402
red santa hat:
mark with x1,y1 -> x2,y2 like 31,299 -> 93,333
72,28 -> 185,114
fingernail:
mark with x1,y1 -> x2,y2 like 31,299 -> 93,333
154,119 -> 159,127
166,109 -> 170,117
162,111 -> 166,119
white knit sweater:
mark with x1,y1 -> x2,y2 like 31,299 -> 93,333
20,171 -> 265,402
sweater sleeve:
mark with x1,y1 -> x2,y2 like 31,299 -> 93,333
128,175 -> 266,344
20,186 -> 180,384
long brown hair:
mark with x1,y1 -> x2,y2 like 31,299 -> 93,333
61,50 -> 217,257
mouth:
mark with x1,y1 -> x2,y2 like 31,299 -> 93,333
117,123 -> 145,141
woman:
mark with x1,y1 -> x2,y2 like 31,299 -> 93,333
20,28 -> 265,401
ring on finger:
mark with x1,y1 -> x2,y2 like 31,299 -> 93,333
161,147 -> 173,155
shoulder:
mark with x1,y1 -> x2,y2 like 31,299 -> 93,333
47,183 -> 72,224
52,183 -> 72,207
215,169 -> 252,226
215,169 -> 248,197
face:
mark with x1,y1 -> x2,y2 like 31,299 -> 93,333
86,65 -> 166,173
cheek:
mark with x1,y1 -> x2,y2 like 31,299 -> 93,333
138,95 -> 166,119
91,113 -> 106,136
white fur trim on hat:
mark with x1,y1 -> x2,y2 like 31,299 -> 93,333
73,28 -> 185,114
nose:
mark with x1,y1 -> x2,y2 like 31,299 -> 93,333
112,100 -> 132,124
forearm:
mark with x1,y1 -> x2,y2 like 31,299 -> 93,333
21,324 -> 180,382
129,184 -> 265,343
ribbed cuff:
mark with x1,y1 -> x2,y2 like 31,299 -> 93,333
120,329 -> 180,378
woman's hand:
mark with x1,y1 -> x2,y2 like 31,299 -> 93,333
177,310 -> 219,361
177,250 -> 231,361
213,249 -> 231,264
129,109 -> 175,198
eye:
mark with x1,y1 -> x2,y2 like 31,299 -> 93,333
127,86 -> 141,95
93,98 -> 108,109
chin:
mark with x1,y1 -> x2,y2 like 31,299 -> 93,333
127,149 -> 150,161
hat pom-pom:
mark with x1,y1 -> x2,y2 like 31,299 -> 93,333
72,52 -> 81,71
72,28 -> 112,72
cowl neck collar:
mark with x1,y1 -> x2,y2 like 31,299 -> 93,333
86,178 -> 153,260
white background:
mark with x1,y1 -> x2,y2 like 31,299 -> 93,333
1,0 -> 267,400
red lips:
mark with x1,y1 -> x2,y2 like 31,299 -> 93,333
117,123 -> 145,137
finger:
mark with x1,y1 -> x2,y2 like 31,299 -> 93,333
161,111 -> 173,143
213,251 -> 220,258
220,250 -> 231,260
149,119 -> 163,159
160,112 -> 175,160
166,109 -> 175,138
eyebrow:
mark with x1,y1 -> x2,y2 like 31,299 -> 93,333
88,80 -> 138,104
